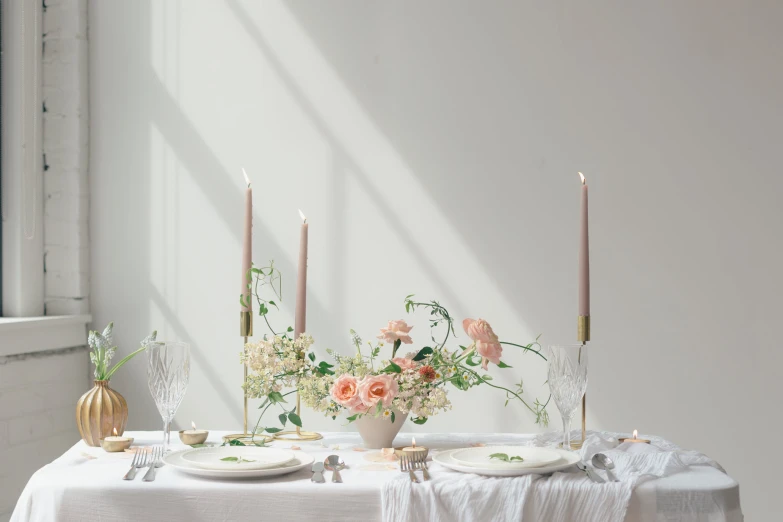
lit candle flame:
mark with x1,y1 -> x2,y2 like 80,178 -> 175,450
192,421 -> 197,430
578,172 -> 586,185
298,209 -> 307,224
632,429 -> 638,439
242,168 -> 251,187
412,437 -> 416,448
113,427 -> 118,436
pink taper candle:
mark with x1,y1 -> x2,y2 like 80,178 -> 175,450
578,172 -> 590,316
241,169 -> 253,313
294,210 -> 308,339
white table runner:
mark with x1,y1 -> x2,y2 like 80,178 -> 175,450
11,431 -> 742,522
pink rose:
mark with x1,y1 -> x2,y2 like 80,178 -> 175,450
462,318 -> 499,343
330,374 -> 364,411
463,318 -> 502,370
391,357 -> 416,371
378,320 -> 414,345
358,374 -> 399,408
476,340 -> 503,370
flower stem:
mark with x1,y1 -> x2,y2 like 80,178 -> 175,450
499,341 -> 547,362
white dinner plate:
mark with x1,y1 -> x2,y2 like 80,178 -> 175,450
450,446 -> 562,469
180,447 -> 296,470
164,449 -> 314,479
433,448 -> 580,477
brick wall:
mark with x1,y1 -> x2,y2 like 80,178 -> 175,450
0,348 -> 88,520
0,1 -> 91,519
42,0 -> 89,316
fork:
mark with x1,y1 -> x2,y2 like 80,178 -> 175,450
411,452 -> 430,481
123,449 -> 149,480
400,454 -> 419,483
142,446 -> 163,482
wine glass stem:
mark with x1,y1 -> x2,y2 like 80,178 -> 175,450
163,416 -> 171,454
562,415 -> 572,450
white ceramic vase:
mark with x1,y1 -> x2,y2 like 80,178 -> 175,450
355,409 -> 408,449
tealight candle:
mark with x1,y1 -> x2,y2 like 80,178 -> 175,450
401,437 -> 427,457
618,429 -> 651,444
179,421 -> 209,445
101,428 -> 133,452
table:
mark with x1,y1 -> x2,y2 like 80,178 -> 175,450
11,431 -> 742,522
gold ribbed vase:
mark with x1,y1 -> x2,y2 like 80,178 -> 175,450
76,380 -> 129,446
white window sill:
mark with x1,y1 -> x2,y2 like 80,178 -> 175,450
0,315 -> 92,357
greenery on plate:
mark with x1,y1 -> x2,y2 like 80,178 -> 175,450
489,453 -> 524,462
220,456 -> 256,463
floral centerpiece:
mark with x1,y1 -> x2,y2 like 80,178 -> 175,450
299,297 -> 549,432
242,264 -> 549,447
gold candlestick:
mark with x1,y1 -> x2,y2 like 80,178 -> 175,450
571,315 -> 591,450
224,311 -> 272,444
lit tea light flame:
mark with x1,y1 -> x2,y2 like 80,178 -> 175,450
412,437 -> 416,448
298,209 -> 307,223
192,421 -> 197,430
632,429 -> 638,439
113,427 -> 118,436
242,168 -> 251,187
579,172 -> 586,185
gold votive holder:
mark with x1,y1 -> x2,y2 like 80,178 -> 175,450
394,446 -> 429,460
100,437 -> 134,452
618,437 -> 651,444
179,430 -> 209,445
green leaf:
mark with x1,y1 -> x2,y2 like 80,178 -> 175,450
287,326 -> 294,332
489,453 -> 509,461
465,354 -> 480,366
376,401 -> 384,414
510,456 -> 524,461
288,412 -> 303,427
412,416 -> 428,425
268,391 -> 287,404
239,294 -> 246,308
381,362 -> 402,374
308,352 -> 316,362
390,411 -> 396,423
221,456 -> 239,462
264,427 -> 283,433
279,413 -> 288,426
189,443 -> 208,448
412,347 -> 433,361
268,300 -> 278,310
346,414 -> 359,422
227,439 -> 246,446
497,360 -> 512,368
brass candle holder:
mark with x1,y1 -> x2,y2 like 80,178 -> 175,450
223,311 -> 272,444
570,315 -> 591,450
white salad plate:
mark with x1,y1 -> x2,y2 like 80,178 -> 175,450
450,446 -> 562,469
179,446 -> 296,470
164,449 -> 313,479
433,448 -> 580,477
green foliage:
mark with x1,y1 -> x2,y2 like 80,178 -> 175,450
412,347 -> 433,361
489,453 -> 524,462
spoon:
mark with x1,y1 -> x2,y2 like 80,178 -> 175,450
324,455 -> 346,483
592,453 -> 619,482
311,462 -> 325,483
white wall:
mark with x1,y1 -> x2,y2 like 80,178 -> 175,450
89,1 -> 783,518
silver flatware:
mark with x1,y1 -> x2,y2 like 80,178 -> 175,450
324,455 -> 345,483
577,463 -> 605,483
400,453 -> 419,483
592,453 -> 619,482
142,446 -> 163,482
411,452 -> 430,481
311,462 -> 325,483
123,449 -> 149,480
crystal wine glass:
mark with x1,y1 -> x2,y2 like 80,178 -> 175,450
547,344 -> 589,450
147,341 -> 190,453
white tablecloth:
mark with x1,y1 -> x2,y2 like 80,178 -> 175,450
11,431 -> 741,522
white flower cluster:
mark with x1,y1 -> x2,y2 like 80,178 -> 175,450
243,334 -> 314,399
392,368 -> 452,418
